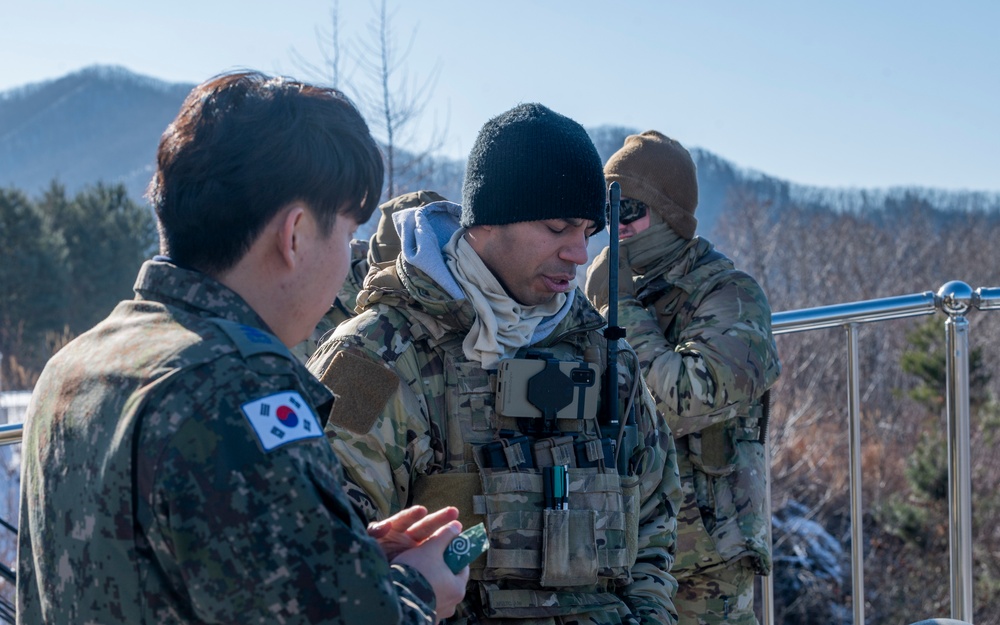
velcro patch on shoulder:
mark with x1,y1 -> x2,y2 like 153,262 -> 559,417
321,350 -> 399,435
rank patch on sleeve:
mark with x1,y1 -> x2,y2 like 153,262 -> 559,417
241,391 -> 324,452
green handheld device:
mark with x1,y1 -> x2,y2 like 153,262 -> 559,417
443,522 -> 490,573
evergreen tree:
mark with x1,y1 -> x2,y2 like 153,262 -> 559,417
0,181 -> 156,388
0,186 -> 66,384
41,182 -> 156,336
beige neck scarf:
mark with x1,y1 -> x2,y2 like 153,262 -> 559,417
443,230 -> 567,369
622,211 -> 692,288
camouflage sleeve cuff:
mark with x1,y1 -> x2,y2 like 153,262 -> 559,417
390,563 -> 437,622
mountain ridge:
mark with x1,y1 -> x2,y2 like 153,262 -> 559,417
2,65 -> 997,238
0,65 -> 193,204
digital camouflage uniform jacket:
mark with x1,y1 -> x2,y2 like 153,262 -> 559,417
611,237 -> 781,578
307,209 -> 682,625
17,259 -> 438,625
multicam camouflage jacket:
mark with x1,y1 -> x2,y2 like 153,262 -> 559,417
600,236 -> 781,577
308,207 -> 682,625
18,259 -> 437,625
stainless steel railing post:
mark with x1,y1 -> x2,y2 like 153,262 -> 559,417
846,323 -> 865,625
769,290 -> 938,625
761,436 -> 774,625
939,281 -> 975,623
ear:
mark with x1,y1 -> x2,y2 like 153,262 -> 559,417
463,224 -> 494,255
276,204 -> 308,269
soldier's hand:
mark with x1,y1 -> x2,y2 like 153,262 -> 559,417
584,246 -> 634,315
391,520 -> 469,622
368,505 -> 460,561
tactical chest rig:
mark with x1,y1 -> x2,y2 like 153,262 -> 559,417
405,319 -> 645,619
399,184 -> 652,619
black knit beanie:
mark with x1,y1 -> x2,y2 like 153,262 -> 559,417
461,103 -> 607,230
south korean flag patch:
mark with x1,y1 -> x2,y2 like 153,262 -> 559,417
241,391 -> 323,452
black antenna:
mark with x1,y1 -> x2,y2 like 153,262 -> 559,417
604,182 -> 626,428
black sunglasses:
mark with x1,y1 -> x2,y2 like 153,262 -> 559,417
609,198 -> 648,225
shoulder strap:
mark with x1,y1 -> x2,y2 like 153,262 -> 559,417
210,318 -> 295,361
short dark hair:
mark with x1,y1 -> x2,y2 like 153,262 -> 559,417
148,71 -> 384,274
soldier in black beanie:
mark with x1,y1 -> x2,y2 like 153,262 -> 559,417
309,102 -> 683,624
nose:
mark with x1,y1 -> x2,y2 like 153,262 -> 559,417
559,230 -> 589,266
618,223 -> 630,239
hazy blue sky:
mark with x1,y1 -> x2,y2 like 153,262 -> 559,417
3,0 -> 997,191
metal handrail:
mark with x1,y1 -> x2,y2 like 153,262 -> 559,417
1,281 -> 991,623
763,280 -> 983,625
0,424 -> 22,447
772,291 -> 938,334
